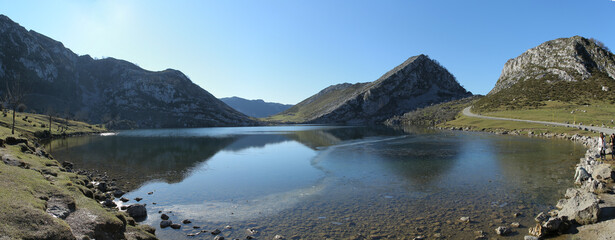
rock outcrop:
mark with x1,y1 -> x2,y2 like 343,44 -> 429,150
269,54 -> 471,124
476,36 -> 615,111
0,14 -> 256,129
489,36 -> 615,95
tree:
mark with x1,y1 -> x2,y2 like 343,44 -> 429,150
4,76 -> 26,135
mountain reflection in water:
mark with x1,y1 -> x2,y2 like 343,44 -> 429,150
45,126 -> 586,240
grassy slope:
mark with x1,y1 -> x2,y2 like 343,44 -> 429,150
0,111 -> 155,239
439,101 -> 613,137
0,110 -> 106,138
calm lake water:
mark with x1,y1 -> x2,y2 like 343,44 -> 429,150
46,126 -> 585,239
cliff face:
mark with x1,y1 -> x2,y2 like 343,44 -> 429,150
0,15 -> 255,129
475,36 -> 615,111
269,54 -> 472,124
490,36 -> 615,95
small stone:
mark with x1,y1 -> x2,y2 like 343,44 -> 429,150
211,229 -> 221,235
460,216 -> 470,223
513,212 -> 521,217
274,235 -> 285,240
495,226 -> 511,236
182,219 -> 191,224
534,212 -> 548,223
247,228 -> 258,234
187,233 -> 197,237
120,197 -> 129,202
246,236 -> 254,239
161,213 -> 169,220
524,236 -> 539,240
160,220 -> 172,228
510,222 -> 520,228
135,197 -> 143,202
225,225 -> 232,229
170,223 -> 181,229
148,191 -> 154,195
412,236 -> 424,240
193,226 -> 201,229
214,236 -> 224,240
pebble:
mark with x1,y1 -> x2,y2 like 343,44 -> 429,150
225,225 -> 232,229
135,197 -> 143,202
170,223 -> 181,229
274,235 -> 285,239
161,214 -> 169,220
214,236 -> 224,240
460,216 -> 470,223
511,222 -> 520,228
147,191 -> 153,195
120,197 -> 129,202
182,219 -> 191,224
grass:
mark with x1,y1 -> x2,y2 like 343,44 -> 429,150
0,110 -> 106,137
480,100 -> 615,128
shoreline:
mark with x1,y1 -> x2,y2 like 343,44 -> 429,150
435,125 -> 614,239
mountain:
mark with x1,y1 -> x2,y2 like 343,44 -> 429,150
475,36 -> 615,111
0,14 -> 256,129
220,96 -> 293,118
267,54 -> 472,124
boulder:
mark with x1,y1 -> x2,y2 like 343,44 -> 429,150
102,199 -> 116,208
557,188 -> 600,225
592,164 -> 614,182
126,204 -> 147,219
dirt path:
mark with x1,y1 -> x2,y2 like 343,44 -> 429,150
462,107 -> 615,135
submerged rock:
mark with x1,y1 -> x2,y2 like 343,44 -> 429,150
160,220 -> 172,228
181,219 -> 191,224
211,229 -> 221,235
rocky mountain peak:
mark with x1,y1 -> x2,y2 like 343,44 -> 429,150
270,54 -> 471,124
0,14 -> 256,129
489,36 -> 615,95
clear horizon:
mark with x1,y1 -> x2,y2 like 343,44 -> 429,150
1,0 -> 614,105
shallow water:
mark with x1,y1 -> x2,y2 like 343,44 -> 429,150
46,126 -> 585,239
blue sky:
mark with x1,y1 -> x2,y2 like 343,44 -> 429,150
1,0 -> 614,104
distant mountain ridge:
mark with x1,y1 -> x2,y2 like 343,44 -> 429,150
220,97 -> 293,118
476,36 -> 615,111
0,14 -> 256,129
267,54 -> 472,124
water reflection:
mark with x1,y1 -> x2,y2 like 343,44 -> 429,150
45,126 -> 586,240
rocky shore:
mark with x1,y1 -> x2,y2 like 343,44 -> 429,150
0,134 -> 157,240
440,126 -> 615,239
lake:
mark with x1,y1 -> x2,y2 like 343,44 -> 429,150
46,126 -> 585,239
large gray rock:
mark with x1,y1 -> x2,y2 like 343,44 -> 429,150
557,188 -> 600,225
592,164 -> 614,182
